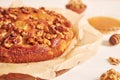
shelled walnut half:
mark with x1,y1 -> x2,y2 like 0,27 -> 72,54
108,57 -> 120,65
66,0 -> 86,14
100,69 -> 120,80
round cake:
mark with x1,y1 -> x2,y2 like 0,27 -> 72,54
0,69 -> 69,80
0,7 -> 74,63
0,73 -> 42,80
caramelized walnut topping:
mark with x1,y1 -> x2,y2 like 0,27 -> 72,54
8,13 -> 17,20
20,7 -> 30,14
0,7 -> 4,13
4,35 -> 22,48
0,13 -> 3,18
0,7 -> 73,48
27,37 -> 36,45
36,30 -> 43,37
100,69 -> 120,80
45,33 -> 57,39
0,7 -> 73,63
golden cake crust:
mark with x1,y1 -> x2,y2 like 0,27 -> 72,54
0,7 -> 73,63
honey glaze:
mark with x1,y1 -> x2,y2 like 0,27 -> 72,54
88,16 -> 120,33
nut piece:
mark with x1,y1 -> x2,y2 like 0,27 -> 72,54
100,69 -> 120,80
109,34 -> 120,45
108,57 -> 120,65
66,0 -> 86,14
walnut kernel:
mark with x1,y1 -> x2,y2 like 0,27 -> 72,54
100,69 -> 120,80
66,0 -> 86,14
108,57 -> 120,65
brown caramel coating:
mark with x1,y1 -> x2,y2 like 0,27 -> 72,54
0,7 -> 73,63
0,73 -> 43,80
